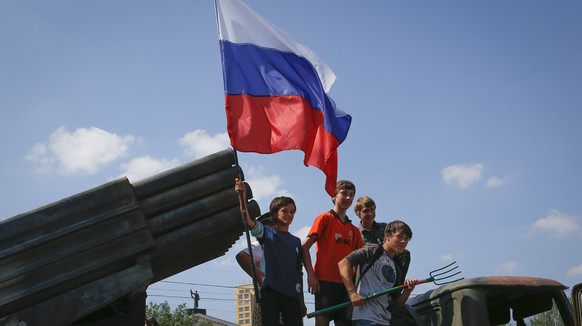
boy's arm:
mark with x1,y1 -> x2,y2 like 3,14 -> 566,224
299,283 -> 307,316
296,245 -> 307,316
301,235 -> 319,294
394,279 -> 419,308
338,258 -> 364,306
235,178 -> 255,229
235,250 -> 263,286
297,267 -> 307,316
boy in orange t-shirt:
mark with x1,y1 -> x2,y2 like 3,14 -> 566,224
302,180 -> 364,326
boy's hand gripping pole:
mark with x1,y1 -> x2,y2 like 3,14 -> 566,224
234,150 -> 261,303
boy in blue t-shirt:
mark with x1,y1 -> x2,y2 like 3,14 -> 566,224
236,178 -> 306,325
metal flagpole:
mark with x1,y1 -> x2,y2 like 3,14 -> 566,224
233,149 -> 261,304
215,0 -> 261,321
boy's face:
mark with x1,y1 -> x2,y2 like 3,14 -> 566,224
334,189 -> 355,210
276,203 -> 296,227
357,206 -> 376,229
385,231 -> 410,253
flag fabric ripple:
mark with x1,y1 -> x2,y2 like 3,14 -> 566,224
215,0 -> 351,197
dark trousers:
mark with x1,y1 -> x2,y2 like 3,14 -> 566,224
260,286 -> 303,325
315,280 -> 351,325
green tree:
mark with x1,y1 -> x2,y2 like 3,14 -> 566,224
529,301 -> 566,326
145,301 -> 213,326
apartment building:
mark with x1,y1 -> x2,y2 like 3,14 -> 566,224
234,284 -> 258,325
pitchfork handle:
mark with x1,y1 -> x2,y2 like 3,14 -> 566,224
306,279 -> 429,319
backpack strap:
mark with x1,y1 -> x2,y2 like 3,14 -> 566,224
355,244 -> 384,287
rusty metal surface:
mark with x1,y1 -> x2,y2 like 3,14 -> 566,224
408,276 -> 573,326
428,276 -> 568,298
0,148 -> 260,324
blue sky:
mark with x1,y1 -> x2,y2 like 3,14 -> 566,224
1,0 -> 581,324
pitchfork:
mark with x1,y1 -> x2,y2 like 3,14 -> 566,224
306,261 -> 463,319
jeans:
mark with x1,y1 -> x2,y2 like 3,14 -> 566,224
352,320 -> 387,326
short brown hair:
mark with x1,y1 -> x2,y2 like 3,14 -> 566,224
335,180 -> 356,196
354,196 -> 376,215
269,196 -> 296,224
385,220 -> 413,239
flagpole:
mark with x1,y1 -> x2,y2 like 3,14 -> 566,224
233,148 -> 262,305
213,0 -> 220,37
217,0 -> 261,308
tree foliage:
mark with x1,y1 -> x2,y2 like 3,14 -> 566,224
527,298 -> 570,326
502,295 -> 572,326
529,305 -> 564,326
145,301 -> 213,326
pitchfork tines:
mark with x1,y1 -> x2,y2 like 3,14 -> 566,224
428,261 -> 463,285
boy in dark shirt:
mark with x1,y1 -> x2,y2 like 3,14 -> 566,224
236,178 -> 305,325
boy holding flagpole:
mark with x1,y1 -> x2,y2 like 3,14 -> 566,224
236,178 -> 306,325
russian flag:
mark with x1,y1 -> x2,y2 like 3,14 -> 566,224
215,0 -> 351,197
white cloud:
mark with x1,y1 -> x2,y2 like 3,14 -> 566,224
566,264 -> 582,277
26,143 -> 55,173
178,129 -> 292,205
27,126 -> 135,175
293,225 -> 311,240
212,256 -> 234,268
486,176 -> 505,187
179,130 -> 230,159
486,174 -> 514,187
440,251 -> 463,262
245,165 -> 292,203
440,254 -> 454,261
119,156 -> 180,182
496,260 -> 518,273
441,163 -> 483,189
532,209 -> 580,238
